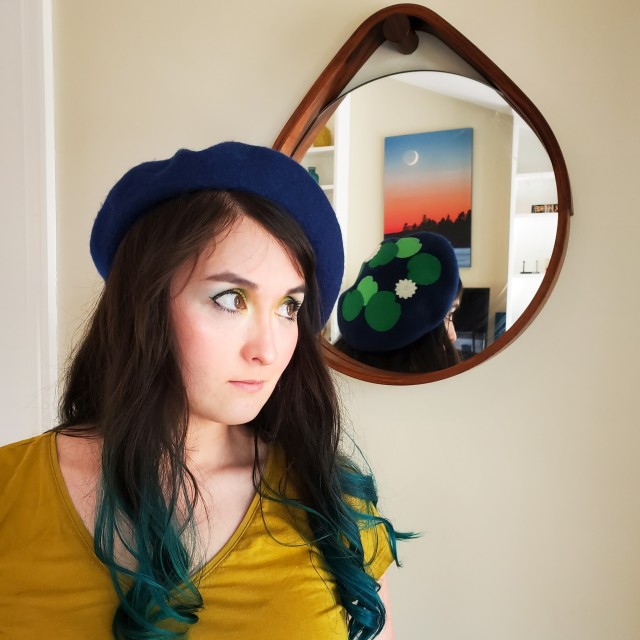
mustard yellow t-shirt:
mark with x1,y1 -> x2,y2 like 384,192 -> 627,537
0,432 -> 393,639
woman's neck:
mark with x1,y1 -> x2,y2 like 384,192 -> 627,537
184,419 -> 261,474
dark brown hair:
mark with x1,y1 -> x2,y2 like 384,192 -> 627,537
335,321 -> 461,373
57,190 -> 400,639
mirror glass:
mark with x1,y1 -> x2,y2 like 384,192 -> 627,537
299,71 -> 558,374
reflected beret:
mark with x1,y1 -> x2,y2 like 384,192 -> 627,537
337,232 -> 460,352
90,142 -> 344,325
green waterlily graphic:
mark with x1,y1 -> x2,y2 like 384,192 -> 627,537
407,253 -> 441,285
368,242 -> 398,268
341,290 -> 364,321
395,236 -> 422,258
356,275 -> 378,305
365,291 -> 402,332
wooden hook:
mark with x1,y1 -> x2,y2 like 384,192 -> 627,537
382,14 -> 419,55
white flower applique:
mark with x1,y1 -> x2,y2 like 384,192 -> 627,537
395,278 -> 417,299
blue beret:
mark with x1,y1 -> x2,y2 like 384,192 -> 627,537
337,232 -> 460,352
90,142 -> 344,325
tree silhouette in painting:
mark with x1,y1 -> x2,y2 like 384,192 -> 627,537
386,209 -> 472,250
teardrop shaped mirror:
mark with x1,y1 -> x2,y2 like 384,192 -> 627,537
274,4 -> 572,385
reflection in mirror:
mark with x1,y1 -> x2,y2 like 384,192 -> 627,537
300,72 -> 558,373
334,229 -> 463,374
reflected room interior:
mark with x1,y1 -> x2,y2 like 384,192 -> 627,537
302,72 -> 558,370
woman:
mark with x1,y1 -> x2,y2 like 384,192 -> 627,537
0,143 -> 408,639
335,232 -> 462,374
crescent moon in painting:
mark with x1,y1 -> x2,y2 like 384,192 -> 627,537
403,150 -> 419,166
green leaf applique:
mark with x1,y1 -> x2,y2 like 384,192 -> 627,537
395,236 -> 422,258
341,289 -> 365,321
364,291 -> 402,332
368,242 -> 398,268
356,275 -> 378,305
407,253 -> 441,285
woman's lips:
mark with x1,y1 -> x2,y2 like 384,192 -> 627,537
229,380 -> 265,392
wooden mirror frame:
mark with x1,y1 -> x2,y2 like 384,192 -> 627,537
274,3 -> 572,385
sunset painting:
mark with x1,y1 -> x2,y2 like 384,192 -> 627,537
384,128 -> 473,267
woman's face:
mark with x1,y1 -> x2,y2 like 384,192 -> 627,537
170,214 -> 305,430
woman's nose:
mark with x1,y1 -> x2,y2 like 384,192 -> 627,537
447,321 -> 457,343
241,317 -> 277,365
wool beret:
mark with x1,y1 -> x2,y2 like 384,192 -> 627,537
337,232 -> 460,352
90,141 -> 344,325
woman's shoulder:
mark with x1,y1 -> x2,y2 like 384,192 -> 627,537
0,430 -> 51,449
0,428 -> 97,481
0,431 -> 53,470
0,431 -> 58,506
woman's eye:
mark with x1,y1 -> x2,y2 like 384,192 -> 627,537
277,298 -> 302,320
211,290 -> 247,313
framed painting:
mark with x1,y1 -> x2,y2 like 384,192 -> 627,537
383,128 -> 473,267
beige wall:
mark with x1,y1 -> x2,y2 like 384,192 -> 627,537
53,1 -> 640,639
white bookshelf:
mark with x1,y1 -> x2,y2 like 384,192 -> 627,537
506,117 -> 558,328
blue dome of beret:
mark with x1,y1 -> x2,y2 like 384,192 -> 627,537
337,232 -> 459,352
90,142 -> 344,325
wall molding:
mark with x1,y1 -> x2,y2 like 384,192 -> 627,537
0,0 -> 57,443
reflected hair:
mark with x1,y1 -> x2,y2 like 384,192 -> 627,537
336,279 -> 463,374
336,323 -> 460,373
57,190 -> 410,639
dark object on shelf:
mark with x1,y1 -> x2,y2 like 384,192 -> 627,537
453,287 -> 490,359
307,166 -> 320,183
520,260 -> 540,274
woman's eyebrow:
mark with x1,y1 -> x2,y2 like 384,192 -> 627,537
205,271 -> 306,295
287,284 -> 307,295
205,272 -> 255,288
